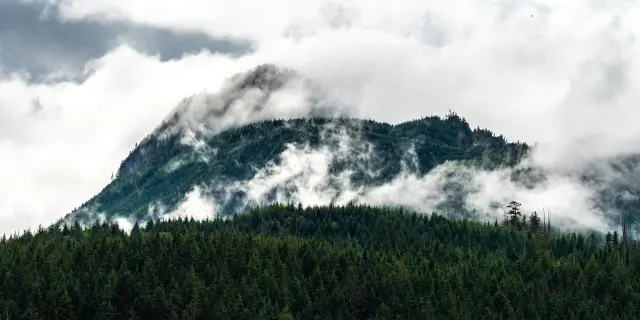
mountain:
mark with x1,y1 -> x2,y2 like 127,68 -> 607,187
66,115 -> 528,223
60,64 -> 640,235
62,64 -> 529,225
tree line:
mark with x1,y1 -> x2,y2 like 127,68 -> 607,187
1,203 -> 639,319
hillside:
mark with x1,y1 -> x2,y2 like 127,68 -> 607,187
61,64 -> 530,225
65,114 -> 528,223
55,63 -> 640,236
3,204 -> 640,319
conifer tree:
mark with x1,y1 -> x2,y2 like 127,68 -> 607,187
506,201 -> 522,228
529,211 -> 541,234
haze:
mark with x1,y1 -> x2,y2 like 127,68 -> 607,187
2,0 -> 640,235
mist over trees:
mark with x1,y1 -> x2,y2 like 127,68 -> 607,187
65,114 -> 529,224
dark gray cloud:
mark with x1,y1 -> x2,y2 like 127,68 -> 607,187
0,0 -> 253,82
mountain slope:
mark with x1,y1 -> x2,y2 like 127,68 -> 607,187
67,114 -> 528,223
60,63 -> 640,236
60,64 -> 531,225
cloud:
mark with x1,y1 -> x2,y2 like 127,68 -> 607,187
0,0 -> 251,82
158,186 -> 219,221
158,64 -> 347,142
136,123 -> 610,234
57,185 -> 221,235
0,46 -> 259,234
230,129 -> 612,233
58,0 -> 640,154
5,0 -> 640,235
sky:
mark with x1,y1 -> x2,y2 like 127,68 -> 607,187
3,0 -> 640,234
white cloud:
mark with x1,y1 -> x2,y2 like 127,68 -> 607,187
160,186 -> 218,221
0,46 -> 259,234
231,126 -> 371,207
153,126 -> 609,233
4,0 -> 640,234
223,131 -> 611,233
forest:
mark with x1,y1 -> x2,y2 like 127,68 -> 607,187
2,203 -> 639,319
66,113 -> 529,223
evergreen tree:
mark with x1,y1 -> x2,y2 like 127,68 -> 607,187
0,204 -> 636,319
529,211 -> 541,233
506,201 -> 522,228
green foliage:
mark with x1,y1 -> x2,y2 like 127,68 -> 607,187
65,115 -> 529,222
4,204 -> 640,319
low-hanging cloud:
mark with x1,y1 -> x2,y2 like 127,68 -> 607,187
137,121 -> 614,235
4,0 -> 640,235
60,116 -> 631,237
159,64 -> 347,140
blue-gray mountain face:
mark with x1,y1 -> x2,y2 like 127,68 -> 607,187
61,64 -> 640,234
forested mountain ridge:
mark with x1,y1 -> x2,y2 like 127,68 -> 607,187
55,63 -> 640,236
3,204 -> 640,319
64,113 -> 529,224
53,64 -> 531,224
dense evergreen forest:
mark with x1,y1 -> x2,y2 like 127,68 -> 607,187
3,204 -> 640,319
